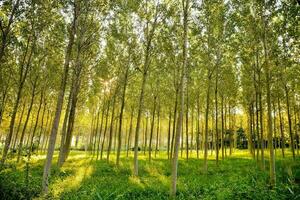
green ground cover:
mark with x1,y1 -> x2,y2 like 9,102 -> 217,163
0,150 -> 299,200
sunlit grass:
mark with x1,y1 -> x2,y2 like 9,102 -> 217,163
49,157 -> 94,198
1,149 -> 300,199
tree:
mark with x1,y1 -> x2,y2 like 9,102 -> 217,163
170,0 -> 189,197
42,0 -> 78,192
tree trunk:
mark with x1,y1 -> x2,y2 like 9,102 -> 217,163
273,101 -> 277,155
262,3 -> 276,186
170,88 -> 179,160
113,114 -> 118,154
96,102 -> 105,160
12,101 -> 26,150
190,107 -> 194,155
186,86 -> 189,160
215,64 -> 219,165
204,74 -> 212,172
196,96 -> 200,159
28,91 -> 44,158
89,112 -> 95,151
42,2 -> 77,192
285,87 -> 295,159
126,107 -> 134,157
149,96 -> 157,162
107,94 -> 116,163
133,5 -> 158,176
58,80 -> 79,166
17,78 -> 38,162
58,78 -> 73,163
258,73 -> 265,169
37,109 -> 50,152
170,0 -> 188,196
93,107 -> 101,157
133,70 -> 148,175
101,99 -> 111,160
221,95 -> 225,160
1,35 -> 33,164
228,104 -> 232,156
167,110 -> 172,159
293,105 -> 299,155
58,58 -> 83,167
0,84 -> 9,128
116,64 -> 129,166
155,102 -> 160,158
277,97 -> 285,157
248,104 -> 254,158
143,118 -> 148,155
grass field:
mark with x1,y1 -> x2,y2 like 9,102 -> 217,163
0,150 -> 299,199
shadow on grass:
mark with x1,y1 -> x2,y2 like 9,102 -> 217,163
0,154 -> 81,200
58,154 -> 300,200
1,151 -> 300,200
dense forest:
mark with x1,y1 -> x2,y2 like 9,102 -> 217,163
0,0 -> 299,199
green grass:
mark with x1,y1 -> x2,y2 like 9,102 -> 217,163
0,150 -> 300,200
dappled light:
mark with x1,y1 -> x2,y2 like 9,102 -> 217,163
0,0 -> 299,199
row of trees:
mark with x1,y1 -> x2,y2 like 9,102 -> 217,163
0,0 -> 299,197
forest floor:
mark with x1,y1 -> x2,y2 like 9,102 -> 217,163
0,150 -> 300,200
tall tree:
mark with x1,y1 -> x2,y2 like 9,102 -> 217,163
170,0 -> 189,197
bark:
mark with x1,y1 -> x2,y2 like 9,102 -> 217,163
96,102 -> 106,160
273,101 -> 277,154
248,104 -> 254,158
186,86 -> 189,160
28,90 -> 44,159
170,0 -> 188,196
126,107 -> 134,157
149,96 -> 157,162
215,64 -> 219,165
258,73 -> 265,169
133,11 -> 158,175
124,124 -> 128,155
293,105 -> 299,155
25,116 -> 35,149
170,88 -> 178,160
107,94 -> 116,163
190,107 -> 194,155
255,82 -> 260,162
116,64 -> 129,166
143,118 -> 148,155
60,75 -> 81,166
58,80 -> 73,161
113,117 -> 118,153
277,97 -> 285,157
285,87 -> 295,159
196,96 -> 200,158
37,109 -> 50,152
35,99 -> 46,152
42,2 -> 77,192
181,115 -> 184,158
89,112 -> 95,151
228,104 -> 232,156
0,84 -> 9,128
1,35 -> 33,164
100,99 -> 111,160
12,101 -> 26,150
17,78 -> 38,162
221,96 -> 225,160
262,3 -> 276,186
155,102 -> 160,158
167,110 -> 172,159
204,75 -> 212,172
93,108 -> 101,156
